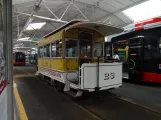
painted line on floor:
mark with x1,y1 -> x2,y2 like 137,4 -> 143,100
18,67 -> 40,81
14,74 -> 32,78
14,82 -> 28,120
109,92 -> 161,115
18,67 -> 161,117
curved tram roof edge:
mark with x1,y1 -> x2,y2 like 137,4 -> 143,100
37,20 -> 124,45
65,22 -> 124,36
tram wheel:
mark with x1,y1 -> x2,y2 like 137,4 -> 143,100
53,80 -> 64,92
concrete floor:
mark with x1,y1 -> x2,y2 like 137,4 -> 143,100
110,81 -> 161,113
13,65 -> 161,120
14,66 -> 98,120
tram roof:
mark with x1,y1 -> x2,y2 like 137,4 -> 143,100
43,19 -> 86,38
43,20 -> 123,39
65,22 -> 123,36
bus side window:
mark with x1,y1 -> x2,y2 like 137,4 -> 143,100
144,37 -> 159,59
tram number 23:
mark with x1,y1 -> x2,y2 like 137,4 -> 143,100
104,72 -> 115,80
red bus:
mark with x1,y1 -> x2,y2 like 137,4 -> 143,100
13,52 -> 26,65
106,17 -> 161,83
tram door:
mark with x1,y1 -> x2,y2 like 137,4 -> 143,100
128,37 -> 143,80
79,32 -> 93,66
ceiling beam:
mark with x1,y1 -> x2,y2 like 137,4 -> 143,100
13,11 -> 68,24
42,1 -> 59,19
73,0 -> 110,15
18,0 -> 43,39
68,0 -> 111,22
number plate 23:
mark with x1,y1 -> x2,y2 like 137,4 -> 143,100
104,72 -> 115,80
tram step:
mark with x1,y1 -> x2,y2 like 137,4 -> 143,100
70,80 -> 79,85
70,83 -> 79,90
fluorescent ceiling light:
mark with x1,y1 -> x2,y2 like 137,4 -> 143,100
17,37 -> 30,41
105,37 -> 109,42
25,22 -> 46,31
123,0 -> 161,22
32,48 -> 37,50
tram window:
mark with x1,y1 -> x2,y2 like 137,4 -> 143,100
80,46 -> 91,56
44,44 -> 50,57
56,40 -> 62,57
51,42 -> 56,57
38,47 -> 43,58
105,43 -> 111,57
94,42 -> 103,57
65,39 -> 77,57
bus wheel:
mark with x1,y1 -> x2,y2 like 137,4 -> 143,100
53,80 -> 64,92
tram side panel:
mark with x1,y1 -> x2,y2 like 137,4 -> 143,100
81,63 -> 122,91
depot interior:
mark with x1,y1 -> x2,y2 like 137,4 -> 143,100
13,0 -> 161,64
10,0 -> 161,119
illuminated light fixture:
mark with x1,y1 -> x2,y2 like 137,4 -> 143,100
105,37 -> 109,42
17,37 -> 30,41
13,47 -> 19,49
31,51 -> 37,54
25,22 -> 46,31
123,0 -> 161,22
59,41 -> 62,44
32,48 -> 37,50
130,53 -> 137,56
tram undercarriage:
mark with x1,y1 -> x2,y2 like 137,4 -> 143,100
36,61 -> 122,97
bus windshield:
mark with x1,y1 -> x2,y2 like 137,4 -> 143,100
16,53 -> 25,62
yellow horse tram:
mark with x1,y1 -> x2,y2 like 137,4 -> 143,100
36,20 -> 123,97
